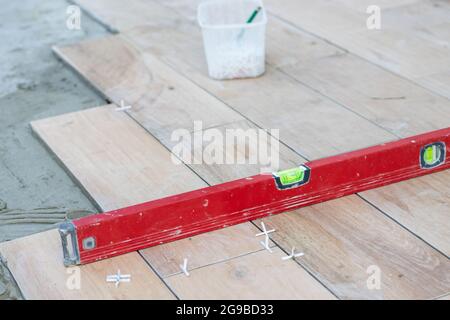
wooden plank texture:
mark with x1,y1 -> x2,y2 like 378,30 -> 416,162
54,37 -> 241,147
76,0 -> 450,97
258,197 -> 450,299
57,35 -> 395,160
75,0 -> 174,31
29,106 -> 271,276
53,34 -> 450,299
32,105 -> 206,207
67,1 -> 450,257
361,171 -> 450,256
166,248 -> 335,300
119,0 -> 450,257
0,229 -> 174,299
29,106 -> 334,299
265,0 -> 450,97
141,0 -> 450,138
140,224 -> 276,277
26,0 -> 450,299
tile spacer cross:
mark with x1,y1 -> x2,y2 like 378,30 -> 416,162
281,247 -> 304,261
180,258 -> 190,277
260,234 -> 273,253
115,100 -> 132,111
106,269 -> 131,287
255,222 -> 275,237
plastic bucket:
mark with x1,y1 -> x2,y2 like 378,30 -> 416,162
198,0 -> 267,80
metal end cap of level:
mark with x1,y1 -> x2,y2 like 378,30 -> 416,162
58,221 -> 80,267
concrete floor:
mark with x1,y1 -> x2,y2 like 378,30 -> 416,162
0,0 -> 109,299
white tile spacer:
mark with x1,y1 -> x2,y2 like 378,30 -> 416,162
180,258 -> 190,277
115,99 -> 132,111
255,222 -> 275,237
106,269 -> 131,287
260,234 -> 273,253
281,247 -> 304,261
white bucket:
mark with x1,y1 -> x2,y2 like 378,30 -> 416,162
198,0 -> 267,80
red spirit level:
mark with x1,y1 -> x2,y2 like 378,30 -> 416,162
59,127 -> 450,266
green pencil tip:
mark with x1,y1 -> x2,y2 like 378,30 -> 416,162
246,6 -> 262,24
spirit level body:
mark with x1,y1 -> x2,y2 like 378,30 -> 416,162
60,127 -> 450,266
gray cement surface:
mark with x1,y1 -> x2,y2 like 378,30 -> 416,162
0,0 -> 110,299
